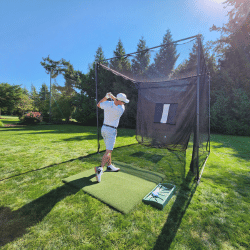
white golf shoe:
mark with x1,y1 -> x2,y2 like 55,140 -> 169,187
106,164 -> 120,172
95,166 -> 103,183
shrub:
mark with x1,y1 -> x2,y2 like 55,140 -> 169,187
211,88 -> 250,136
20,112 -> 43,125
72,95 -> 97,125
42,114 -> 50,123
0,120 -> 4,127
51,95 -> 74,122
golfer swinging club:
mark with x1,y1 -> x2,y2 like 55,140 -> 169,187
95,92 -> 129,182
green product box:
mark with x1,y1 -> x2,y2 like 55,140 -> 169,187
142,183 -> 176,210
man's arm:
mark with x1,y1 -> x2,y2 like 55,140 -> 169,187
97,93 -> 116,108
109,93 -> 116,101
97,96 -> 108,108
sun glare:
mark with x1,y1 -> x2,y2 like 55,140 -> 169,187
204,0 -> 226,8
194,0 -> 230,17
210,0 -> 226,3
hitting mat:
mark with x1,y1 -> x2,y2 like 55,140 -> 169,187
62,161 -> 165,214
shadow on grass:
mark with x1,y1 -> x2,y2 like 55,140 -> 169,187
0,144 -> 138,182
130,151 -> 164,164
0,125 -> 136,140
0,142 -> 198,248
0,124 -> 96,134
118,144 -> 187,186
153,171 -> 197,250
210,135 -> 250,161
0,184 -> 83,247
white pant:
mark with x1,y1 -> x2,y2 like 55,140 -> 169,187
101,125 -> 117,150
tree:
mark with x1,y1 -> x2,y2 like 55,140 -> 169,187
131,37 -> 150,81
208,0 -> 250,135
149,29 -> 179,80
0,83 -> 23,116
94,46 -> 107,65
72,94 -> 96,125
172,40 -> 198,79
210,0 -> 250,95
15,90 -> 34,118
210,0 -> 250,46
37,83 -> 50,118
109,40 -> 140,128
30,84 -> 39,111
110,39 -> 131,74
41,56 -> 82,122
73,46 -> 112,124
38,83 -> 49,101
82,46 -> 115,102
41,56 -> 81,94
172,37 -> 218,79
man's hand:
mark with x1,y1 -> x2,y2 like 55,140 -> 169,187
106,92 -> 115,100
105,92 -> 111,99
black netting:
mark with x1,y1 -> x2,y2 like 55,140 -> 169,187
136,77 -> 197,151
96,35 -> 210,181
190,41 -> 210,178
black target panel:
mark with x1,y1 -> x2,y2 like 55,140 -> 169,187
154,103 -> 178,125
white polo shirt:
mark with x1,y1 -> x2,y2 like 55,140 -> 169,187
100,101 -> 125,128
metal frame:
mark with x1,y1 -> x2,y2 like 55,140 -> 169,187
195,36 -> 211,183
95,63 -> 100,153
95,34 -> 210,183
196,35 -> 201,181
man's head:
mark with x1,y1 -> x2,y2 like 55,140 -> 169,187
115,93 -> 129,106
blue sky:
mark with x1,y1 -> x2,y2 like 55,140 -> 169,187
0,0 -> 230,92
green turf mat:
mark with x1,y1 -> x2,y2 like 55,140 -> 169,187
62,161 -> 165,214
115,161 -> 165,184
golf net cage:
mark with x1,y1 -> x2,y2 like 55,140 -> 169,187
95,35 -> 210,180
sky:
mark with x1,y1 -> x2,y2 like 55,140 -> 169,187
0,0 -> 231,92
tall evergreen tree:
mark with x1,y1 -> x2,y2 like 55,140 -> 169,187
37,83 -> 50,115
84,46 -> 112,100
30,84 -> 39,111
210,0 -> 250,47
110,39 -> 131,73
94,46 -> 107,65
208,0 -> 250,135
39,83 -> 49,101
131,37 -> 150,81
72,46 -> 110,125
149,29 -> 179,79
209,0 -> 250,95
172,41 -> 198,78
0,83 -> 23,115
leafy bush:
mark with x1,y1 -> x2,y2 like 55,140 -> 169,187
20,112 -> 43,124
72,95 -> 97,125
51,95 -> 74,122
0,120 -> 4,127
211,88 -> 250,136
42,114 -> 50,123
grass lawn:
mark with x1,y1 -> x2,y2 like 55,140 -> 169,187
0,116 -> 249,249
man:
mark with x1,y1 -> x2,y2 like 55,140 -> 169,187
95,92 -> 129,183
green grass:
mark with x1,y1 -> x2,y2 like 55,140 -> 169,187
0,116 -> 249,249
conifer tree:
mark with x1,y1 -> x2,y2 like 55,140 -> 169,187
110,39 -> 131,73
131,37 -> 150,81
150,29 -> 179,79
30,84 -> 39,111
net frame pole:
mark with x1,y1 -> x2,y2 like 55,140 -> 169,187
49,69 -> 52,123
95,62 -> 100,153
208,72 -> 211,153
196,35 -> 201,181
